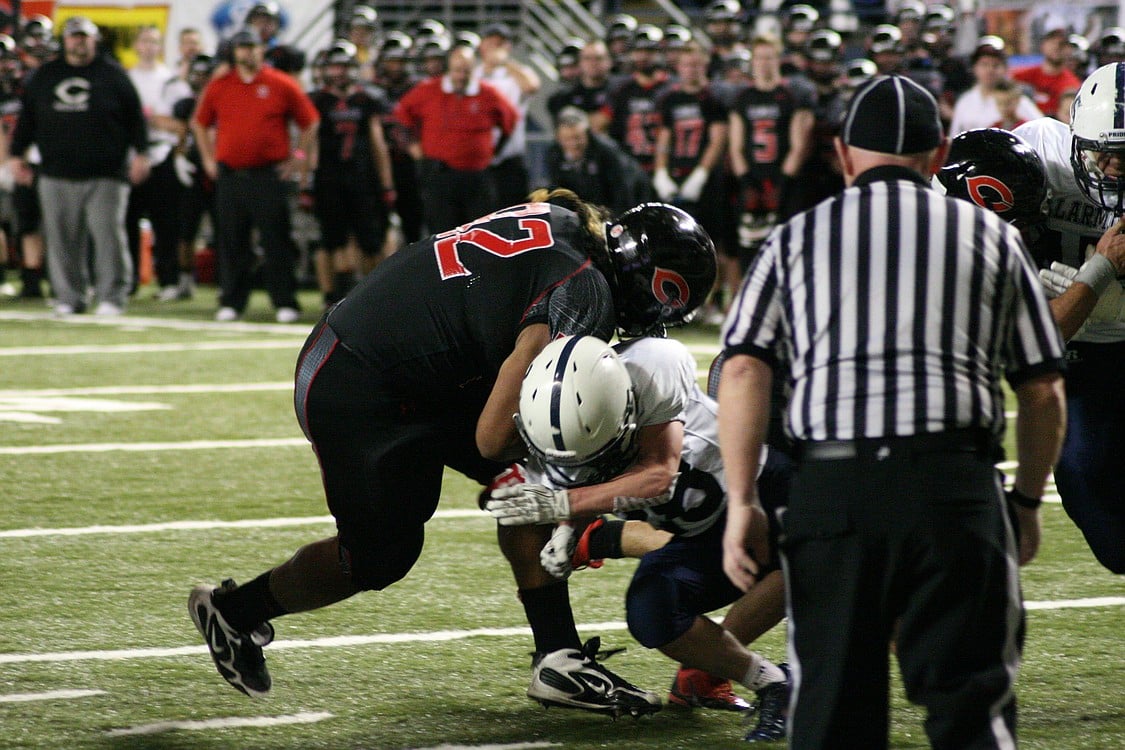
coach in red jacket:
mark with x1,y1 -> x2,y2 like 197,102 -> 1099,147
192,28 -> 319,323
394,45 -> 518,233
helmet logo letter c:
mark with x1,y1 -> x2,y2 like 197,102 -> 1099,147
966,175 -> 1016,214
652,267 -> 690,309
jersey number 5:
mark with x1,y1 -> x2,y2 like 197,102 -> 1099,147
433,204 -> 556,280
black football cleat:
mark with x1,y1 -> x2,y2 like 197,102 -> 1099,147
188,579 -> 274,698
527,637 -> 661,718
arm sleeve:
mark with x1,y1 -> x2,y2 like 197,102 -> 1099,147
721,229 -> 785,366
288,80 -> 319,129
193,82 -> 217,128
528,263 -> 616,341
622,338 -> 695,426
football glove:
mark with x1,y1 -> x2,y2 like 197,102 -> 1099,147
486,483 -> 571,525
540,523 -> 578,579
678,167 -> 709,202
1038,261 -> 1075,299
653,168 -> 678,202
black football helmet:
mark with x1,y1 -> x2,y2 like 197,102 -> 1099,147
935,128 -> 1048,228
603,204 -> 717,337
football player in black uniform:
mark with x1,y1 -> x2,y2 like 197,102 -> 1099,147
188,191 -> 717,715
309,40 -> 395,305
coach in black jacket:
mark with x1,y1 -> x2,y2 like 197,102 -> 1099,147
10,16 -> 149,316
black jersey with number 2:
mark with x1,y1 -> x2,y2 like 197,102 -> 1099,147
327,203 -> 616,400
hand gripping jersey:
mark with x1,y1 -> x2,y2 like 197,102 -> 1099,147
1014,117 -> 1125,343
525,336 -> 767,537
327,203 -> 616,403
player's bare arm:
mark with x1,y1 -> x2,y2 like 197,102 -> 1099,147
476,322 -> 551,461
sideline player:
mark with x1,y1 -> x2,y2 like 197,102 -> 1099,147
187,192 -> 717,717
1012,63 -> 1125,573
486,335 -> 791,741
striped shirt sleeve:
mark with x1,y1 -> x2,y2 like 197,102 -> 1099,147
721,226 -> 785,367
1000,227 -> 1067,386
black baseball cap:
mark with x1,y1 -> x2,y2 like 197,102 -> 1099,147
63,16 -> 99,38
841,75 -> 943,154
481,22 -> 513,40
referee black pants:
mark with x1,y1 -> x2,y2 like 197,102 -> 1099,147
781,436 -> 1023,750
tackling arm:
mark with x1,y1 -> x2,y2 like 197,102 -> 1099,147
476,323 -> 551,461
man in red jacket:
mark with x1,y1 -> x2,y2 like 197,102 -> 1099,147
192,28 -> 318,323
394,45 -> 518,233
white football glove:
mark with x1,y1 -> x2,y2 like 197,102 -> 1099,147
1039,261 -> 1077,299
653,168 -> 678,202
540,523 -> 578,579
174,153 -> 197,187
486,483 -> 571,525
678,167 -> 709,203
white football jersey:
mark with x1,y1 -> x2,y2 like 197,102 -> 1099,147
524,337 -> 766,537
1014,117 -> 1125,343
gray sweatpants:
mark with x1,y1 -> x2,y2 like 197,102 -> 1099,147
38,175 -> 131,309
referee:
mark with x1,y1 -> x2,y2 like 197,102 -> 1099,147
717,76 -> 1067,749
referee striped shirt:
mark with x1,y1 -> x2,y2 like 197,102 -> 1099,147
722,164 -> 1066,442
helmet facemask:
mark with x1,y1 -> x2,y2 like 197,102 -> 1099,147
1070,62 -> 1125,215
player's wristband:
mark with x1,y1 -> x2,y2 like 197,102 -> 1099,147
1074,253 -> 1117,296
1006,487 -> 1042,510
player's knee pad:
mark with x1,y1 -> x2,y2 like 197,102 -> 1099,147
339,526 -> 424,591
625,572 -> 692,649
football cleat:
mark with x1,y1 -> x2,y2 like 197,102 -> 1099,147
571,517 -> 606,571
188,579 -> 274,698
668,666 -> 751,711
528,637 -> 661,718
744,663 -> 790,742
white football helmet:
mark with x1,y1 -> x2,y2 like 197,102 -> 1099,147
1071,62 -> 1125,213
515,336 -> 638,479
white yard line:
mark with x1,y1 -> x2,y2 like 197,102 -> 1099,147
0,689 -> 105,703
0,310 -> 311,336
0,509 -> 484,538
0,340 -> 301,356
1,599 -> 1120,668
105,712 -> 333,737
0,437 -> 309,455
0,383 -> 292,398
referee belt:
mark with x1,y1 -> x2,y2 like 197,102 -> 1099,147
793,428 -> 998,462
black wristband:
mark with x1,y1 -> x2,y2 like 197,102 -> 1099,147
1006,487 -> 1042,510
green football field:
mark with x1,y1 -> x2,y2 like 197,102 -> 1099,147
0,288 -> 1121,750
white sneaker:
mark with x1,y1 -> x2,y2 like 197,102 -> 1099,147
94,302 -> 124,317
275,307 -> 300,324
527,637 -> 661,717
156,286 -> 181,302
215,307 -> 240,322
53,303 -> 76,316
0,281 -> 17,297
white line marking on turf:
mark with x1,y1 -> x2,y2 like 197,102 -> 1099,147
2,600 -> 1121,667
0,689 -> 105,703
0,310 -> 311,336
0,509 -> 483,538
0,340 -> 301,357
409,744 -> 560,750
105,711 -> 332,737
0,437 -> 308,455
0,382 -> 292,398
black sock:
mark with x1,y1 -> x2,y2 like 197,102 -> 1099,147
587,518 -> 626,560
214,570 -> 289,633
20,267 -> 43,298
520,580 -> 581,654
333,271 -> 355,297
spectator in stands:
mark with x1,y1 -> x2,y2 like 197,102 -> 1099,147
1093,27 -> 1125,68
1013,17 -> 1082,119
1066,33 -> 1091,78
990,78 -> 1031,130
605,13 -> 638,74
478,23 -> 541,210
175,27 -> 204,81
393,45 -> 517,234
555,38 -> 584,86
704,0 -> 746,79
347,5 -> 380,75
10,16 -> 150,316
545,106 -> 639,214
546,39 -> 614,134
949,36 -> 1041,136
126,25 -> 192,301
780,4 -> 819,76
191,28 -> 318,323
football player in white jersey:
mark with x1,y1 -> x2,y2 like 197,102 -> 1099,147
486,335 -> 793,741
1012,62 -> 1125,573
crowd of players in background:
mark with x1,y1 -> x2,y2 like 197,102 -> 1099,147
0,0 -> 1122,320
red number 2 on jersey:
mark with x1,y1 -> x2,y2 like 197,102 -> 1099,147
434,203 -> 557,280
